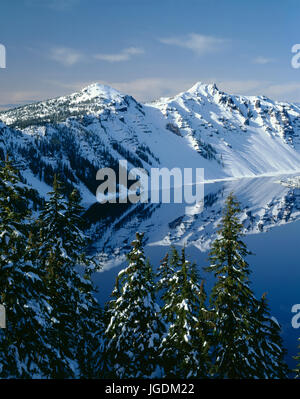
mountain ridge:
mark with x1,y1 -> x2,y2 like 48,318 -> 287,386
1,81 -> 300,205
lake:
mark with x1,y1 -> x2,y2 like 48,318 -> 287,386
90,174 -> 300,370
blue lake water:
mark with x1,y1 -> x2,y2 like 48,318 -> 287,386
91,175 -> 300,371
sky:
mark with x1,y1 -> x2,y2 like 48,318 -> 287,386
0,0 -> 299,109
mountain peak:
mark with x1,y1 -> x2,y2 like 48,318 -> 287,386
0,82 -> 127,127
187,81 -> 220,96
79,83 -> 123,101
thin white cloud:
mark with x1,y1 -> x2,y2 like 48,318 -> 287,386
216,80 -> 267,94
159,33 -> 229,55
94,47 -> 144,63
49,47 -> 84,66
262,82 -> 300,98
48,46 -> 144,66
0,89 -> 53,110
45,80 -> 95,92
252,56 -> 275,65
108,78 -> 195,101
217,80 -> 300,102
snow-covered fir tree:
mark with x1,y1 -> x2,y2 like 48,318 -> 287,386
37,176 -> 102,378
158,248 -> 210,378
156,253 -> 170,297
156,250 -> 177,312
0,157 -> 54,378
104,232 -> 163,378
252,294 -> 288,378
206,193 -> 288,378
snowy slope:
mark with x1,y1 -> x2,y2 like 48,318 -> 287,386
1,82 -> 300,203
148,82 -> 300,178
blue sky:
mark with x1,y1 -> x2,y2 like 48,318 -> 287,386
0,0 -> 299,109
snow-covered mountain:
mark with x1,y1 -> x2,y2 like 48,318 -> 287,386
1,81 -> 300,204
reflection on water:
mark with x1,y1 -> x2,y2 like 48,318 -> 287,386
87,175 -> 300,267
88,175 -> 300,370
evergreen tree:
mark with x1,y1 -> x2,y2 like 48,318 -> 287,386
65,189 -> 104,379
104,232 -> 163,378
156,253 -> 170,297
159,248 -> 210,378
294,340 -> 300,378
37,176 -> 102,378
0,157 -> 54,378
252,294 -> 288,378
157,250 -> 176,312
157,247 -> 180,325
206,193 -> 288,378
